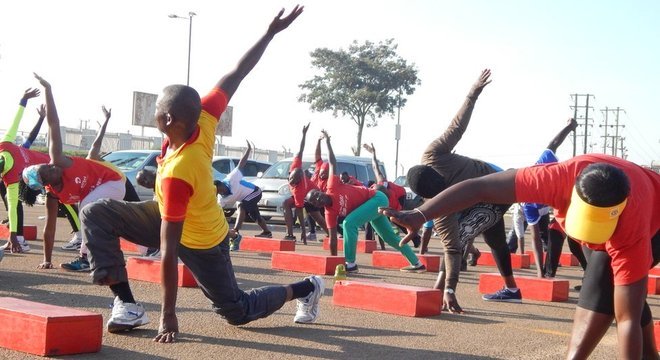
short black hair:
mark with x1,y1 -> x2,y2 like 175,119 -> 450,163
407,165 -> 446,199
161,85 -> 202,126
575,163 -> 630,207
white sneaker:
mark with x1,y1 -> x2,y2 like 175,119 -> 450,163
61,232 -> 82,251
18,237 -> 30,252
294,275 -> 324,324
107,296 -> 150,333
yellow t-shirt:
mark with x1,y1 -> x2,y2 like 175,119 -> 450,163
155,89 -> 229,249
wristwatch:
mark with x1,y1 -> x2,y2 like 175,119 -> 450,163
444,288 -> 455,295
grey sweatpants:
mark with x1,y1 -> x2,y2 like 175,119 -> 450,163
81,199 -> 288,325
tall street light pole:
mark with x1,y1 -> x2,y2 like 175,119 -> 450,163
394,89 -> 402,178
168,11 -> 197,86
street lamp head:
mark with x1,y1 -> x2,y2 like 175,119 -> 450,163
188,11 -> 197,17
168,14 -> 179,18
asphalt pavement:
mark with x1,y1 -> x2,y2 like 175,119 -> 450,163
0,205 -> 654,359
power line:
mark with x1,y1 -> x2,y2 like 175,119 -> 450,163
570,94 -> 595,156
599,107 -> 625,157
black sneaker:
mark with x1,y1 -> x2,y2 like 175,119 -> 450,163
284,234 -> 296,241
255,231 -> 273,238
482,287 -> 522,303
401,263 -> 427,273
345,263 -> 359,273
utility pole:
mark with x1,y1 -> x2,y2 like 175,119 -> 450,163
600,106 -> 610,153
618,137 -> 627,159
600,107 -> 625,157
570,94 -> 595,156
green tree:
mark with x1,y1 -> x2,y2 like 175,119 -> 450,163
298,39 -> 420,156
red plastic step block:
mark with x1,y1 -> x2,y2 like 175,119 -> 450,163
655,321 -> 660,351
0,224 -> 37,240
120,238 -> 141,253
478,251 -> 530,269
322,237 -> 377,254
371,251 -> 440,272
271,251 -> 344,275
333,280 -> 441,317
649,275 -> 660,295
239,236 -> 295,252
525,251 -> 579,266
127,257 -> 197,287
0,297 -> 102,356
478,273 -> 569,302
650,266 -> 660,276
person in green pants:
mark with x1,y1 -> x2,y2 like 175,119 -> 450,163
305,130 -> 425,273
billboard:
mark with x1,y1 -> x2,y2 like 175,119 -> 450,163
132,90 -> 233,137
132,91 -> 158,127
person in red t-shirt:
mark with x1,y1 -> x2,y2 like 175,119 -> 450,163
282,123 -> 328,243
363,143 -> 422,249
305,130 -> 425,273
25,74 -> 129,272
381,154 -> 660,359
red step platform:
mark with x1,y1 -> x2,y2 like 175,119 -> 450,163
0,297 -> 102,356
120,238 -> 141,253
371,250 -> 440,272
650,266 -> 660,276
655,321 -> 660,351
0,224 -> 37,240
479,273 -> 569,302
524,251 -> 579,266
333,280 -> 441,317
271,251 -> 344,275
478,252 -> 530,269
649,275 -> 660,295
322,237 -> 377,254
126,257 -> 197,287
239,236 -> 295,253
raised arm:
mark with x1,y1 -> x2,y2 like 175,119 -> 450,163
314,134 -> 323,162
22,104 -> 46,149
87,106 -> 111,160
363,143 -> 385,183
3,88 -> 40,143
424,69 -> 491,155
236,140 -> 252,171
321,130 -> 336,177
382,169 -> 518,245
34,73 -> 71,167
546,118 -> 578,153
216,6 -> 303,101
296,123 -> 310,158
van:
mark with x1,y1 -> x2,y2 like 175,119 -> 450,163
102,150 -> 271,216
251,155 -> 386,219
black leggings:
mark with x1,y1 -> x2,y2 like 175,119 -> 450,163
482,218 -> 513,277
577,232 -> 660,327
545,228 -> 588,277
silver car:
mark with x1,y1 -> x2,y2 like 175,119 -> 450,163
252,155 -> 386,219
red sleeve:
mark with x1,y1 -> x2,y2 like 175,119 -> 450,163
201,88 -> 229,120
290,156 -> 302,172
159,177 -> 194,222
514,164 -> 572,210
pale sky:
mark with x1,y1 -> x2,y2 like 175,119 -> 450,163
1,0 -> 658,178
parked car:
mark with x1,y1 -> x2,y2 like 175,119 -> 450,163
102,150 -> 271,217
251,155 -> 386,219
393,175 -> 423,210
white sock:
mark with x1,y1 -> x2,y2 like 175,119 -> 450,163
346,262 -> 356,267
506,287 -> 520,292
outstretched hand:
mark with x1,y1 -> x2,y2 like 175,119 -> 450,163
22,88 -> 41,101
154,313 -> 179,343
472,69 -> 492,92
246,140 -> 252,151
102,106 -> 112,121
267,5 -> 304,36
378,207 -> 426,247
33,73 -> 51,89
36,104 -> 46,118
362,143 -> 375,154
567,117 -> 578,131
321,129 -> 330,141
302,122 -> 310,135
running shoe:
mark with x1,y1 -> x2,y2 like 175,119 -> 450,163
293,275 -> 325,323
107,296 -> 150,333
482,287 -> 522,303
60,256 -> 91,272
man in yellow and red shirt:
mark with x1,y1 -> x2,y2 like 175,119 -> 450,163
382,154 -> 660,359
79,6 -> 324,344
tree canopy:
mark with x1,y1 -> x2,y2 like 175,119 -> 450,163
298,39 -> 420,156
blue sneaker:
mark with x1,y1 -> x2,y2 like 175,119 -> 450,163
60,256 -> 91,272
482,287 -> 522,303
230,234 -> 242,251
